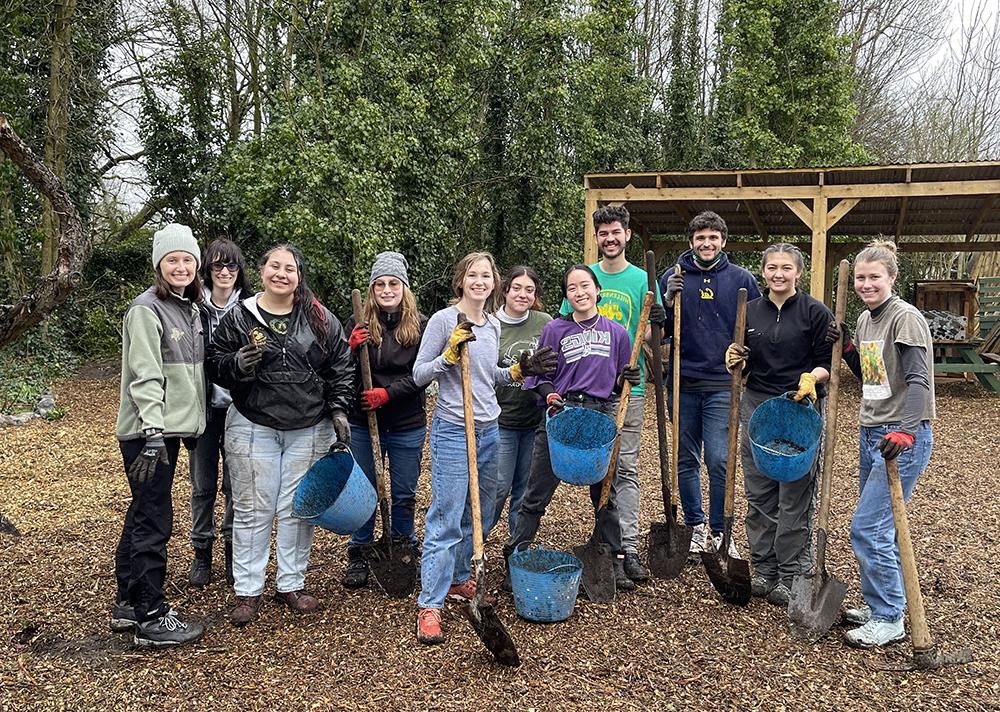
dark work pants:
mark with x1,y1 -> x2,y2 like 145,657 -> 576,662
115,437 -> 180,622
190,406 -> 233,549
504,397 -> 623,558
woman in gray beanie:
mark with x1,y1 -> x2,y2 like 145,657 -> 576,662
341,251 -> 430,588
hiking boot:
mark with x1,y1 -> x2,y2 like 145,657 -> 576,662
110,600 -> 138,633
843,605 -> 872,626
188,546 -> 212,588
341,547 -> 370,589
751,574 -> 778,598
224,540 -> 234,586
134,611 -> 204,648
275,590 -> 319,613
613,557 -> 636,592
845,618 -> 905,648
230,595 -> 262,627
623,552 -> 650,582
416,608 -> 444,645
711,533 -> 741,559
766,580 -> 792,608
688,523 -> 707,555
447,579 -> 496,605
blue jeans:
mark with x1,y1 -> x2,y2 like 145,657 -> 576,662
348,423 -> 426,547
490,426 -> 536,538
675,389 -> 730,533
851,422 -> 933,621
418,415 -> 499,609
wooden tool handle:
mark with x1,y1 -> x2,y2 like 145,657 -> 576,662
722,288 -> 748,519
646,252 -> 672,520
597,291 -> 654,510
670,264 -> 682,507
352,290 -> 391,531
458,313 -> 486,560
886,458 -> 933,651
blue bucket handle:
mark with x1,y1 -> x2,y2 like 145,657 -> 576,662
543,564 -> 581,574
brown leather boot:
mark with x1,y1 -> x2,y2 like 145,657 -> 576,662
274,590 -> 319,613
230,595 -> 262,627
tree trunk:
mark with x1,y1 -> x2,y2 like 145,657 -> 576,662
0,156 -> 22,295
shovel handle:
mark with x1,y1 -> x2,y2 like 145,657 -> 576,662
886,457 -> 933,652
722,289 -> 748,520
670,264 -> 682,510
597,291 -> 654,510
458,313 -> 486,562
351,290 -> 392,539
645,251 -> 672,520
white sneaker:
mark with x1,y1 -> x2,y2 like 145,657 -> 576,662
845,618 -> 905,648
688,524 -> 707,554
712,532 -> 741,559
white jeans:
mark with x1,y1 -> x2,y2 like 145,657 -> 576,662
226,407 -> 334,596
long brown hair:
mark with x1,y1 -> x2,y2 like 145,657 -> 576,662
363,284 -> 422,348
449,251 -> 501,313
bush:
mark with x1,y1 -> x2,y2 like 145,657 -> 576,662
0,323 -> 78,412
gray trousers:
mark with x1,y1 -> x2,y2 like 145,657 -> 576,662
740,388 -> 818,582
614,393 -> 645,554
504,398 -> 623,558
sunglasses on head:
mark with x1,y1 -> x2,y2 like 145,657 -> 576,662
210,261 -> 240,272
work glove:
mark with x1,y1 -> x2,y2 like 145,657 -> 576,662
879,431 -> 914,460
725,343 -> 750,373
792,372 -> 818,403
442,321 -> 476,365
546,392 -> 566,414
615,364 -> 642,393
825,321 -> 854,353
127,433 -> 168,485
348,324 -> 369,352
236,343 -> 263,375
362,387 -> 389,411
511,346 -> 558,381
648,302 -> 666,326
664,270 -> 684,303
331,409 -> 351,446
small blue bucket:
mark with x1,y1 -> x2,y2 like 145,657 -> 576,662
509,547 -> 583,623
748,392 -> 823,482
546,407 -> 618,486
292,449 -> 377,534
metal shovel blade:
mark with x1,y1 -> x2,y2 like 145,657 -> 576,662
462,564 -> 520,667
368,535 -> 416,599
572,539 -> 616,603
701,546 -> 751,607
787,570 -> 847,641
648,520 -> 692,579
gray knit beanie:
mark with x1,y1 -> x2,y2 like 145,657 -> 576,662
152,223 -> 201,270
369,251 -> 409,287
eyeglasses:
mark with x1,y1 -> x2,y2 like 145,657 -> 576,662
210,261 -> 240,273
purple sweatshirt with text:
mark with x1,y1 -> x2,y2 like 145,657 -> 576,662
524,314 -> 631,400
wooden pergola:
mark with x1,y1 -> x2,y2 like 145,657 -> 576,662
582,161 -> 1000,303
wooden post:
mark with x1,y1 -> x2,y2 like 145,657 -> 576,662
811,195 -> 829,301
823,246 -> 838,308
584,181 -> 598,265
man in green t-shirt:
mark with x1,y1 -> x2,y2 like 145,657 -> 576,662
560,205 -> 664,583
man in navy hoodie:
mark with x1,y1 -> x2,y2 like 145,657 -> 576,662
659,211 -> 760,555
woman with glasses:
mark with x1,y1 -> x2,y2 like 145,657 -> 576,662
188,240 -> 254,588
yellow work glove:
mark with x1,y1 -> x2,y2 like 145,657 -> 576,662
510,362 -> 524,382
442,321 -> 475,365
792,372 -> 818,403
724,343 -> 749,373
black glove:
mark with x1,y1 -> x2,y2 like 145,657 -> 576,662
648,302 -> 666,326
664,271 -> 684,302
236,343 -> 263,375
331,409 -> 351,445
825,321 -> 853,352
127,433 -> 169,485
519,346 -> 558,377
616,364 -> 641,392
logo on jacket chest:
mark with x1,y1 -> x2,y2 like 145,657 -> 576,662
169,327 -> 185,342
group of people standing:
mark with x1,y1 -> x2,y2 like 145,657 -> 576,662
112,205 -> 935,653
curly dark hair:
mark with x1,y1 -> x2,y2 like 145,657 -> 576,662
687,210 -> 728,243
592,205 -> 630,232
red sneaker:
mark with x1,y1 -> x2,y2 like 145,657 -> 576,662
447,579 -> 496,606
416,608 -> 444,644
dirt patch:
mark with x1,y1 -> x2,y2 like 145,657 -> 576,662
75,357 -> 120,380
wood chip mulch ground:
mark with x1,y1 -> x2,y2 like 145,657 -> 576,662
1,372 -> 998,710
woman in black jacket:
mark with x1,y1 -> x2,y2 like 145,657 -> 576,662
341,251 -> 429,588
207,244 -> 354,627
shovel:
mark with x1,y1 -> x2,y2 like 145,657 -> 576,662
458,317 -> 520,667
881,457 -> 973,671
788,260 -> 849,640
701,287 -> 751,606
645,255 -> 691,578
573,291 -> 654,603
350,290 -> 416,598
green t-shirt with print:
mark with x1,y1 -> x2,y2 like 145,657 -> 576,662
496,309 -> 552,429
559,262 -> 662,396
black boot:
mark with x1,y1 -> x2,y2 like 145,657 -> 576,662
188,546 -> 212,588
613,556 -> 636,592
341,546 -> 369,589
224,540 -> 234,586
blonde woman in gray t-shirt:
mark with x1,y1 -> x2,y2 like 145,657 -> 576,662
826,240 -> 935,649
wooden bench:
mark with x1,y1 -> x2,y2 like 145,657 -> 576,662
930,277 -> 1000,392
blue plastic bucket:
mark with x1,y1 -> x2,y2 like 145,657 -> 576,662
292,449 -> 377,534
748,392 -> 823,482
546,407 -> 618,486
509,547 -> 583,623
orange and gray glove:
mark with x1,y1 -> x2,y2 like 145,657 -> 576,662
442,321 -> 476,365
792,372 -> 818,403
725,343 -> 750,372
546,392 -> 566,414
879,431 -> 915,460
